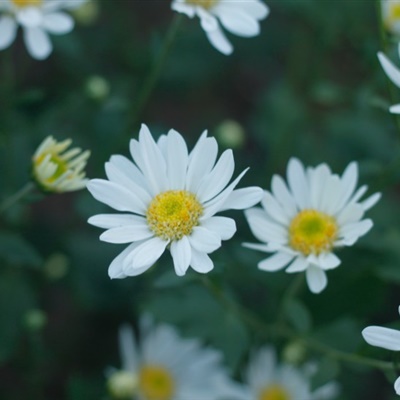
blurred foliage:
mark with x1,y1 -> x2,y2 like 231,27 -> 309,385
1,0 -> 400,399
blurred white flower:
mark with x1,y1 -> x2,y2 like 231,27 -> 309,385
382,0 -> 400,35
362,306 -> 400,396
0,0 -> 87,59
241,347 -> 339,400
32,136 -> 90,192
244,158 -> 380,294
107,318 -> 245,400
171,0 -> 269,55
87,124 -> 263,279
377,46 -> 400,114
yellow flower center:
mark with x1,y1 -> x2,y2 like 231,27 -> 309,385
289,209 -> 338,256
259,384 -> 291,400
389,3 -> 400,19
186,0 -> 218,9
146,190 -> 203,241
34,153 -> 69,184
11,0 -> 42,8
139,365 -> 175,400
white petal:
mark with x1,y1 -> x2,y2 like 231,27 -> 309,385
308,163 -> 330,210
236,0 -> 269,20
205,25 -> 233,55
171,1 -> 196,17
108,242 -> 139,279
336,203 -> 364,225
261,191 -> 290,225
242,242 -> 276,253
219,187 -> 263,211
339,219 -> 373,240
42,12 -> 73,34
361,192 -> 381,211
128,237 -> 168,270
305,266 -> 327,294
244,208 -> 287,244
134,124 -> 168,196
100,224 -> 153,244
87,179 -> 146,215
271,174 -> 297,217
319,175 -> 343,214
171,236 -> 191,276
258,252 -> 293,272
23,27 -> 52,60
197,8 -> 218,31
105,161 -> 151,207
215,6 -> 260,37
190,249 -> 214,273
336,161 -> 358,211
88,214 -> 146,229
189,226 -> 221,253
362,326 -> 400,351
317,252 -> 341,270
378,51 -> 400,88
187,135 -> 218,192
118,324 -> 138,372
0,16 -> 17,50
109,154 -> 148,189
287,158 -> 310,209
166,129 -> 189,189
395,376 -> 400,395
286,256 -> 308,273
196,149 -> 234,202
201,216 -> 236,240
202,168 -> 248,218
17,7 -> 42,28
390,104 -> 400,113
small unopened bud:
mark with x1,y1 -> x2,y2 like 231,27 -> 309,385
215,119 -> 245,149
44,253 -> 69,280
282,341 -> 306,365
23,309 -> 47,332
107,370 -> 138,399
72,0 -> 100,26
85,75 -> 110,101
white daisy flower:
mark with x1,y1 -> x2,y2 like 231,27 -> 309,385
241,346 -> 339,400
362,306 -> 400,396
377,45 -> 400,114
87,124 -> 263,279
382,0 -> 400,35
244,158 -> 381,294
0,0 -> 87,60
32,135 -> 90,192
107,318 -> 245,400
171,0 -> 269,55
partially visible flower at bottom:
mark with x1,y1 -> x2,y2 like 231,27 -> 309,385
32,136 -> 90,193
362,306 -> 400,396
106,316 -> 245,400
240,346 -> 339,400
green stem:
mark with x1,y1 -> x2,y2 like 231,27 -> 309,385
201,276 -> 394,372
0,182 -> 36,215
124,14 -> 183,139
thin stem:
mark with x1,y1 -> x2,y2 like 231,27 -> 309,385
123,14 -> 183,140
201,276 -> 394,372
0,182 -> 36,215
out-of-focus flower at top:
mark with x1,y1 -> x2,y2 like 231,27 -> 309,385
244,158 -> 380,294
32,136 -> 90,193
382,0 -> 400,35
362,306 -> 400,396
240,346 -> 339,400
0,0 -> 87,60
377,47 -> 400,114
87,124 -> 263,279
106,318 -> 246,400
171,0 -> 269,55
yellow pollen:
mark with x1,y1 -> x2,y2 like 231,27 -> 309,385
11,0 -> 42,7
186,0 -> 218,9
146,190 -> 203,241
289,209 -> 338,256
139,365 -> 175,400
259,384 -> 291,400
